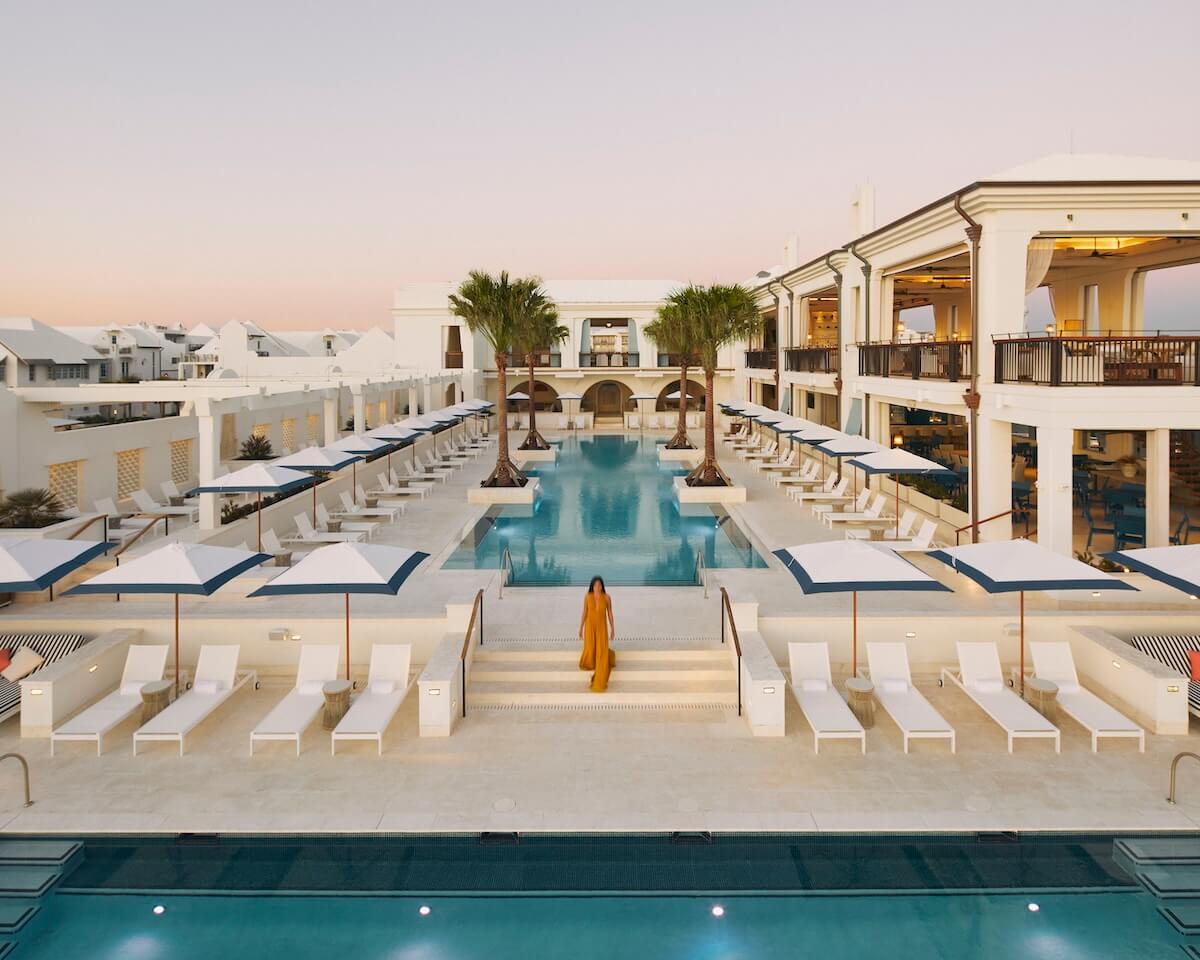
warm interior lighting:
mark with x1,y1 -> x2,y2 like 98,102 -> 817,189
892,434 -> 904,447
1045,323 -> 1055,335
29,689 -> 43,696
905,632 -> 917,639
1168,685 -> 1181,693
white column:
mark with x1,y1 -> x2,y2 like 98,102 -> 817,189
972,414 -> 1013,542
407,385 -> 419,416
197,410 -> 221,531
323,393 -> 338,444
1035,425 -> 1074,555
350,386 -> 365,434
422,378 -> 434,414
1146,428 -> 1172,547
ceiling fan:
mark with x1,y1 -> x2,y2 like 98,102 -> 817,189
1089,238 -> 1121,258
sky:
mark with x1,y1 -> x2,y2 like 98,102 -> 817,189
2,0 -> 1199,331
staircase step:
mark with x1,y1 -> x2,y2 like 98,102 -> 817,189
1160,902 -> 1200,936
470,689 -> 738,708
0,867 -> 61,898
1136,865 -> 1200,899
475,648 -> 729,663
0,841 -> 81,867
1116,838 -> 1200,867
471,661 -> 732,683
1184,947 -> 1200,960
0,903 -> 36,936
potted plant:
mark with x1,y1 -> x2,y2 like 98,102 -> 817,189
1115,455 -> 1140,480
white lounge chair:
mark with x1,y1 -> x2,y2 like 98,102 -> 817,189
878,519 -> 943,552
940,642 -> 1059,753
283,513 -> 366,545
250,644 -> 341,756
557,415 -> 569,429
261,529 -> 293,564
822,493 -> 892,529
647,415 -> 660,430
865,642 -> 955,753
160,480 -> 199,506
317,503 -> 377,540
757,449 -> 797,474
1029,641 -> 1145,752
722,426 -> 750,447
815,488 -> 871,520
338,489 -> 401,520
404,461 -> 447,484
439,443 -> 472,463
129,489 -> 199,522
739,440 -> 777,463
331,644 -> 412,755
51,645 -> 169,756
425,449 -> 462,471
847,509 -> 918,541
628,415 -> 640,429
788,642 -> 865,754
575,415 -> 588,429
774,463 -> 823,488
418,453 -> 455,478
371,469 -> 429,498
791,477 -> 849,505
133,645 -> 254,756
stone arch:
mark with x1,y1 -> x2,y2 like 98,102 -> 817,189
579,379 -> 632,417
655,378 -> 706,412
508,379 -> 559,411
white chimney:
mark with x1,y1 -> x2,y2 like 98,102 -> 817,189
783,233 -> 801,271
849,185 -> 876,237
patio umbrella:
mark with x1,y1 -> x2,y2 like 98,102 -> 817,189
330,435 -> 395,503
0,538 -> 113,601
194,463 -> 316,551
274,445 -> 363,526
366,423 -> 420,475
629,391 -> 657,433
249,543 -> 429,681
1104,544 -> 1200,598
928,539 -> 1136,693
816,434 -> 885,489
395,416 -> 442,466
773,540 -> 951,676
67,543 -> 268,691
848,448 -> 955,536
557,391 -> 583,430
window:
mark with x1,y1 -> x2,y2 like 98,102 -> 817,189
99,362 -> 108,379
115,449 -> 144,500
252,423 -> 270,440
50,364 -> 86,379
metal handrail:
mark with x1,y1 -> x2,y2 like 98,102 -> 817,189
66,514 -> 107,541
718,587 -> 742,717
694,550 -> 708,598
955,509 -> 1014,545
1166,751 -> 1200,804
458,589 -> 484,719
0,753 -> 34,807
112,515 -> 168,558
498,547 -> 513,598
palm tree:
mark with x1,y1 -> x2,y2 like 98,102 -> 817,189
683,284 -> 762,487
645,297 -> 699,450
513,281 -> 568,451
0,488 -> 66,529
448,271 -> 526,487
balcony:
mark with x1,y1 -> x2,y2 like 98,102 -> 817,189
858,340 -> 971,382
993,334 -> 1200,386
744,350 -> 778,370
784,347 -> 839,374
657,352 -> 699,368
579,352 -> 638,368
444,351 -> 464,369
506,350 -> 562,368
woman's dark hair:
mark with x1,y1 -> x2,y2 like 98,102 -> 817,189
587,576 -> 606,594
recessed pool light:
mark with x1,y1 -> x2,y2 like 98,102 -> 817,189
1090,591 -> 1101,598
152,905 -> 165,916
1027,903 -> 1039,913
711,905 -> 725,918
418,905 -> 431,917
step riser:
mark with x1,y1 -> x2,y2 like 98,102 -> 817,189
475,650 -> 730,663
472,669 -> 733,683
470,692 -> 739,707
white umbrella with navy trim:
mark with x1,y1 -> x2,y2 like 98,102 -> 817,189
331,435 -> 395,503
194,463 -> 316,551
928,539 -> 1136,692
847,447 -> 954,536
250,543 -> 429,681
773,540 -> 951,676
67,543 -> 269,691
274,446 -> 363,525
1104,544 -> 1200,598
0,538 -> 113,600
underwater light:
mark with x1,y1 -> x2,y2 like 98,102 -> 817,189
152,905 -> 165,916
419,905 -> 431,917
1027,903 -> 1039,913
711,905 -> 725,918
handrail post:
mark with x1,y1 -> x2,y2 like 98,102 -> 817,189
1167,751 -> 1200,804
0,754 -> 33,807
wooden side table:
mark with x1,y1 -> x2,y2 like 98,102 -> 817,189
140,680 -> 173,724
1025,677 -> 1058,721
845,677 -> 875,729
325,519 -> 343,533
322,680 -> 352,730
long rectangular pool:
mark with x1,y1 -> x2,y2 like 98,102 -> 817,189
443,435 -> 767,585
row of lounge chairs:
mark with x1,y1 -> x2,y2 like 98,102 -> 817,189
51,642 -> 412,757
787,639 -> 1144,754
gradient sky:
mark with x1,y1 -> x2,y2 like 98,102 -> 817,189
3,0 -> 1198,330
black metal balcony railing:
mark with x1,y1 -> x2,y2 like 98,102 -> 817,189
784,346 -> 839,374
505,350 -> 562,368
993,334 -> 1200,386
657,352 -> 700,368
858,340 -> 971,382
744,350 -> 778,370
444,351 -> 464,369
579,352 -> 639,368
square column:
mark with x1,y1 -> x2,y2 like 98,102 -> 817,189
350,387 -> 366,434
972,415 -> 1013,542
1035,425 -> 1074,555
408,385 -> 420,416
197,412 -> 221,530
422,379 -> 434,414
323,394 -> 339,444
1145,428 -> 1172,547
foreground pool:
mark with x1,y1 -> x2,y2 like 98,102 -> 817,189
443,434 -> 768,585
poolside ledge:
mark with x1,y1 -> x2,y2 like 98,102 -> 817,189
658,447 -> 701,466
467,477 -> 540,505
673,476 -> 746,504
514,448 -> 557,464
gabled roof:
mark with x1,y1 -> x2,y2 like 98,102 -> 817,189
0,317 -> 101,365
988,153 -> 1200,182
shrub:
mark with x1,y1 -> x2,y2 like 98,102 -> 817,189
0,488 -> 67,529
238,434 -> 274,460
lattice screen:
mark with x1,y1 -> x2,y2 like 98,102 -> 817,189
377,400 -> 387,424
48,460 -> 83,511
307,414 -> 320,443
116,449 -> 144,500
220,414 -> 237,460
169,439 -> 192,486
252,423 -> 270,440
280,418 -> 296,452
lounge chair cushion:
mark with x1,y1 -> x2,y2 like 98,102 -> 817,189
120,681 -> 146,696
1190,650 -> 1200,682
298,680 -> 323,695
0,649 -> 10,672
880,679 -> 908,694
370,679 -> 396,695
2,647 -> 44,682
800,679 -> 828,693
974,679 -> 1003,693
194,678 -> 220,694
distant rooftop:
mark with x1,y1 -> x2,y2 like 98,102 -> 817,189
987,153 -> 1200,182
0,316 -> 101,365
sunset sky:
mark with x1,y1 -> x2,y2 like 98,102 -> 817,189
3,1 -> 1198,330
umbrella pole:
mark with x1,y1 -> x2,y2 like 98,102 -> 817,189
312,483 -> 318,527
895,473 -> 900,535
1019,591 -> 1025,696
174,593 -> 180,694
353,462 -> 358,504
256,492 -> 262,552
345,592 -> 351,682
852,591 -> 858,677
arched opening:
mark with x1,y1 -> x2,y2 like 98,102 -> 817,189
580,380 -> 632,422
508,379 -> 560,411
655,379 -> 706,412
444,383 -> 456,406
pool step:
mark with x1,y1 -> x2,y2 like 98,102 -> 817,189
471,663 -> 733,684
1160,901 -> 1200,936
0,903 -> 37,936
0,841 -> 81,868
1114,837 -> 1200,951
1115,838 -> 1200,868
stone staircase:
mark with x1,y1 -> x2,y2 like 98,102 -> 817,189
468,636 -> 737,710
1114,836 -> 1200,955
0,839 -> 84,956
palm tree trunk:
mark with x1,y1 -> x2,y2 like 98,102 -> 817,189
485,355 -> 526,487
685,367 -> 729,486
519,354 -> 549,450
666,363 -> 693,449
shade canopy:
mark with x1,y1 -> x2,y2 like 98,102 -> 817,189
274,446 -> 361,472
193,463 -> 316,495
816,436 -> 886,458
753,410 -> 787,424
848,448 -> 952,476
366,424 -> 420,443
791,425 -> 845,445
426,409 -> 463,423
629,392 -> 658,401
461,399 -> 494,410
770,418 -> 813,434
557,391 -> 584,401
330,434 -> 393,456
67,543 -> 268,596
773,541 -> 952,594
0,538 -> 113,592
507,391 -> 530,401
395,416 -> 440,432
928,539 -> 1137,594
721,400 -> 750,411
1104,544 -> 1200,598
249,543 -> 429,596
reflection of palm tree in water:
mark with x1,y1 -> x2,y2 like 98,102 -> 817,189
580,479 -> 639,538
512,535 -> 570,585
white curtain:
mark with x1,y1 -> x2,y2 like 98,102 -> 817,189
1025,238 -> 1055,295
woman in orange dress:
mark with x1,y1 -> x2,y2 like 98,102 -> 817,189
578,576 -> 616,692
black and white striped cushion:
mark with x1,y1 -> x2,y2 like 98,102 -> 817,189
1129,635 -> 1200,714
0,633 -> 89,721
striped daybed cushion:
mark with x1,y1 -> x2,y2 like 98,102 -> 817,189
0,633 -> 90,722
1129,635 -> 1200,715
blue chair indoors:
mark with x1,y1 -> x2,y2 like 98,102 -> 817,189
1113,512 -> 1145,552
1171,513 -> 1192,546
1083,502 -> 1115,552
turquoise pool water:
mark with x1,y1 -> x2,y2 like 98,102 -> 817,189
443,435 -> 767,585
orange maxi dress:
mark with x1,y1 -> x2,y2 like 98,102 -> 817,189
579,592 -> 615,692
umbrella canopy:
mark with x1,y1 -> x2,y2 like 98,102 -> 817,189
330,434 -> 393,456
753,410 -> 786,423
557,391 -> 583,401
67,543 -> 268,690
928,538 -> 1136,690
194,463 -> 317,551
0,538 -> 113,594
816,435 -> 884,457
847,448 -> 951,476
507,391 -> 530,401
791,424 -> 845,445
773,540 -> 951,675
770,417 -> 812,434
461,399 -> 494,410
1104,544 -> 1200,598
274,446 -> 362,472
629,392 -> 658,401
250,543 -> 429,680
366,424 -> 420,443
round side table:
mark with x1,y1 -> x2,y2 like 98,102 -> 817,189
1024,677 -> 1059,721
845,677 -> 876,729
322,680 -> 352,730
140,680 -> 173,724
325,519 -> 343,533
364,497 -> 379,509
